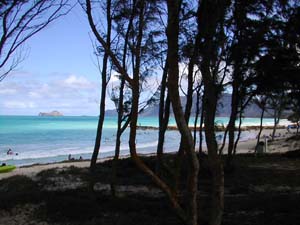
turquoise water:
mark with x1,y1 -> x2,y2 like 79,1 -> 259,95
0,115 -> 288,166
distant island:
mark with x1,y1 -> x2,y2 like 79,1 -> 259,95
38,111 -> 63,116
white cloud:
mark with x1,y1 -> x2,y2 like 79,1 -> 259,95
28,91 -> 42,98
62,75 -> 94,89
4,101 -> 36,109
0,88 -> 17,94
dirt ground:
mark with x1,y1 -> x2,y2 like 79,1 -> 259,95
0,149 -> 300,225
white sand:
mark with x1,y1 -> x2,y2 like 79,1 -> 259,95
234,128 -> 295,153
1,128 -> 298,180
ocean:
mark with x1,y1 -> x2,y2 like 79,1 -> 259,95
0,115 -> 289,166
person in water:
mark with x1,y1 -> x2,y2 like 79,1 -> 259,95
7,149 -> 18,155
7,149 -> 13,155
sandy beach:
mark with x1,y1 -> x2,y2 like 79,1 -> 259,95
0,128 -> 297,181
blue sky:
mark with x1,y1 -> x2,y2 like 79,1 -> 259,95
0,4 -> 113,116
0,2 -> 167,116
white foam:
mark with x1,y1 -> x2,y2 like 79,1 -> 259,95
0,140 -> 159,162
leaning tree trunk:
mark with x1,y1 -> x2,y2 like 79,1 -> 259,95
128,1 -> 191,223
90,0 -> 111,172
111,76 -> 126,196
90,53 -> 108,173
218,125 -> 228,155
272,109 -> 281,141
129,71 -> 189,224
110,4 -> 135,196
175,36 -> 199,193
256,106 -> 266,147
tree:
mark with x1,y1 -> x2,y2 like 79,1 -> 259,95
223,0 -> 300,164
288,90 -> 300,135
288,112 -> 300,135
0,0 -> 71,81
84,0 -> 135,191
156,59 -> 171,174
89,0 -> 112,175
253,95 -> 269,146
252,0 -> 300,141
224,0 -> 271,166
176,2 -> 202,192
197,0 -> 229,224
166,1 -> 199,224
84,0 -> 299,224
267,92 -> 289,140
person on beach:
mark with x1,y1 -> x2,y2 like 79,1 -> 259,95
68,154 -> 75,161
255,141 -> 265,155
287,125 -> 291,133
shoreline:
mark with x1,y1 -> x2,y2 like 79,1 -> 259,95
1,128 -> 297,180
137,124 -> 287,131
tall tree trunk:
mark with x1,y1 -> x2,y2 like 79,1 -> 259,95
111,75 -> 126,196
233,108 -> 243,155
256,106 -> 266,146
197,0 -> 227,224
90,0 -> 112,173
226,79 -> 239,168
90,53 -> 108,173
193,86 -> 202,148
110,3 -> 136,196
156,95 -> 171,173
167,1 -> 199,224
156,60 -> 170,173
199,95 -> 205,154
129,74 -> 188,223
218,126 -> 228,155
175,31 -> 200,194
272,109 -> 280,141
202,73 -> 224,225
127,1 -> 190,223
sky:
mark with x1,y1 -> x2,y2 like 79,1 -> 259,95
0,2 -> 180,116
0,3 -> 115,116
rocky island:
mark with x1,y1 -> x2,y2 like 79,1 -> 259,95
38,110 -> 63,116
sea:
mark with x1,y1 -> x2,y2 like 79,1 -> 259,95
0,115 -> 290,167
